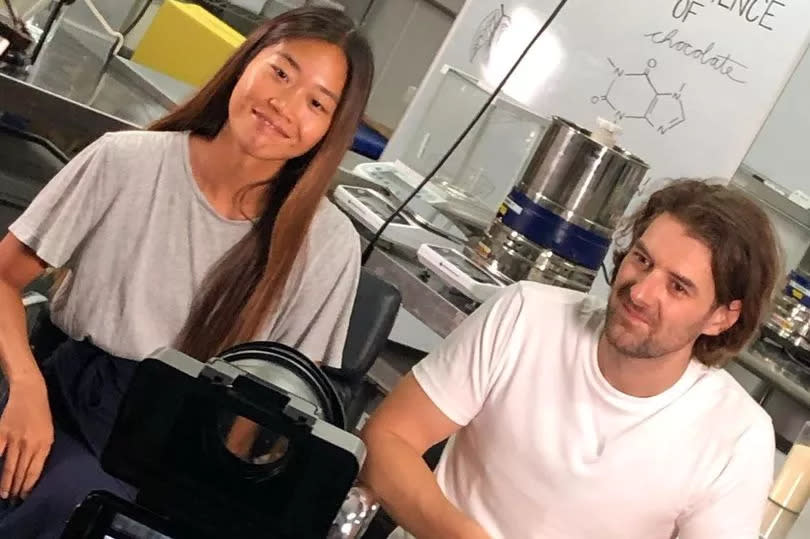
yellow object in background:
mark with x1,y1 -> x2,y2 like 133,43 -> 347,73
132,0 -> 245,88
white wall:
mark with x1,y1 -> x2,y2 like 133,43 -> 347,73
112,0 -> 455,132
431,0 -> 464,14
383,1 -> 810,187
744,46 -> 810,195
361,0 -> 454,131
339,0 -> 373,22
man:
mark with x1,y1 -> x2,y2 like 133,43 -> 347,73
361,180 -> 781,539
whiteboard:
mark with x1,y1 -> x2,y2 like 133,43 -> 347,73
743,45 -> 810,195
382,0 -> 810,196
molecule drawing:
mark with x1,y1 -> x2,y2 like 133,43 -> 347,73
591,59 -> 686,135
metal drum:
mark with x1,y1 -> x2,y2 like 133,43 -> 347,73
466,116 -> 649,291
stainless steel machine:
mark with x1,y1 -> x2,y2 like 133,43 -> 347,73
465,116 -> 649,292
764,246 -> 810,367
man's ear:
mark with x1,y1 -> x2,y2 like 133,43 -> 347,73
702,299 -> 742,336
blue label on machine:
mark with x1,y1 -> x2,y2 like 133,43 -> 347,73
785,270 -> 810,309
499,190 -> 611,271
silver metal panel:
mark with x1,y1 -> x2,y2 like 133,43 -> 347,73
0,72 -> 137,154
367,354 -> 411,394
0,22 -> 170,150
730,166 -> 810,232
108,56 -> 194,110
725,361 -> 771,399
737,345 -> 810,409
362,243 -> 467,339
311,420 -> 366,466
468,220 -> 596,292
762,389 -> 810,446
148,348 -> 206,378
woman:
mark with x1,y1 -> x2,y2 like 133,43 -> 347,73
0,7 -> 373,537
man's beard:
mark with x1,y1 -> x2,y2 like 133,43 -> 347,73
604,283 -> 703,359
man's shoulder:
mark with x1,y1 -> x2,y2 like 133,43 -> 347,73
509,281 -> 601,327
696,366 -> 773,435
512,281 -> 590,308
482,282 -> 600,354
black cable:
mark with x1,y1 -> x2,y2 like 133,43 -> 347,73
2,0 -> 24,29
601,263 -> 611,285
121,0 -> 152,36
358,0 -> 377,26
29,0 -> 70,66
0,123 -> 69,164
360,0 -> 569,265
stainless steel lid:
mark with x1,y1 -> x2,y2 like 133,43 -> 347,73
513,116 -> 650,237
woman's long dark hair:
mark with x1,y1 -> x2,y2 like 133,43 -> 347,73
150,7 -> 373,360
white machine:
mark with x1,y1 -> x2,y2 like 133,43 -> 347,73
333,184 -> 465,254
351,161 -> 444,205
417,244 -> 510,304
351,160 -> 495,230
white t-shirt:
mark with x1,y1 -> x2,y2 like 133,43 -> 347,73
405,282 -> 774,539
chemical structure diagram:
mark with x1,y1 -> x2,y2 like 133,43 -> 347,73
591,58 -> 686,135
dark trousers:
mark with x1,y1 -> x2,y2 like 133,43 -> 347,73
0,338 -> 138,538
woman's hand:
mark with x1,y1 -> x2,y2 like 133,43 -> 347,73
0,235 -> 53,500
0,373 -> 53,500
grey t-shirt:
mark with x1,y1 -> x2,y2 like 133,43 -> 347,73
10,130 -> 360,367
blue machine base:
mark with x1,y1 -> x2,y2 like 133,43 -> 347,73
351,123 -> 388,160
499,190 -> 611,271
786,270 -> 810,309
